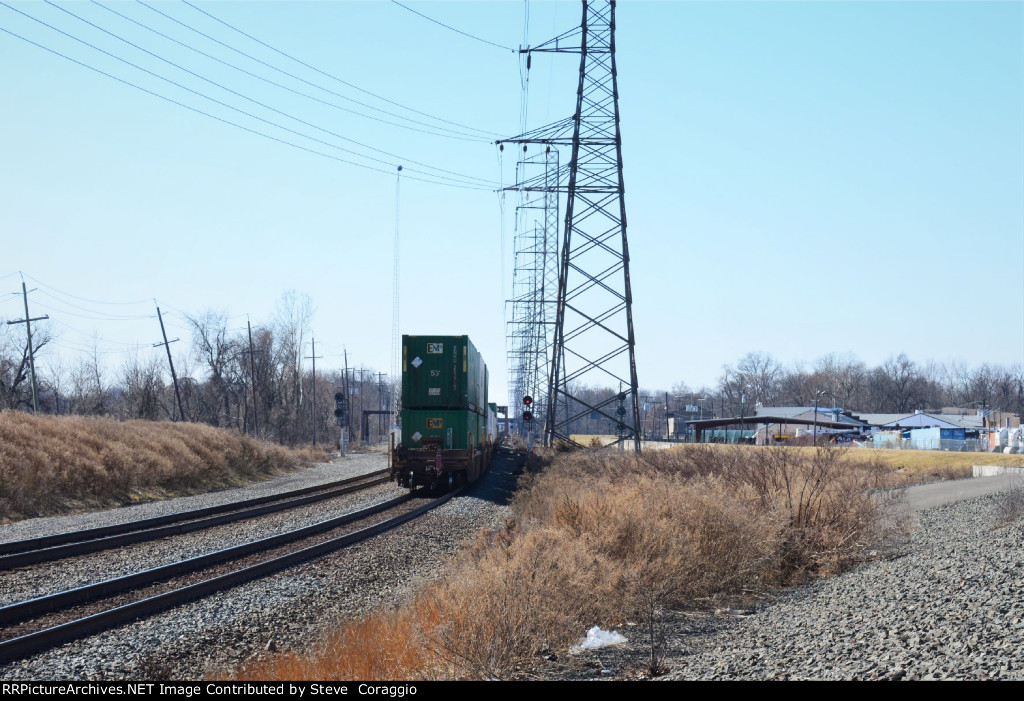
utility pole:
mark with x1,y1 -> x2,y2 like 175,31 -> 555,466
813,390 -> 823,447
247,317 -> 259,437
359,368 -> 366,443
305,337 -> 323,446
377,371 -> 386,444
7,281 -> 48,413
343,348 -> 351,446
154,304 -> 185,422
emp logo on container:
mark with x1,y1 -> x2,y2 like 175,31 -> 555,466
427,418 -> 443,429
427,343 -> 443,354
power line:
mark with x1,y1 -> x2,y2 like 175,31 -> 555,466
46,2 -> 497,187
23,273 -> 152,306
0,24 -> 492,191
49,318 -> 147,348
57,340 -> 140,357
390,1 -> 516,53
32,288 -> 154,319
3,4 -> 494,190
31,297 -> 152,322
92,1 -> 491,144
173,1 -> 503,139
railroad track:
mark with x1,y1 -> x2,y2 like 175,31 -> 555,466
0,469 -> 391,569
0,486 -> 457,665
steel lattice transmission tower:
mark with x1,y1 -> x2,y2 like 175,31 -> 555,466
506,148 -> 560,438
500,0 -> 640,451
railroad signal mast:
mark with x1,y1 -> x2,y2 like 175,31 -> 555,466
522,394 -> 535,452
499,0 -> 641,452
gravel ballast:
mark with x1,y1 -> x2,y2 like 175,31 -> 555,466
545,489 -> 1024,681
0,450 -> 521,680
4,451 -> 1021,681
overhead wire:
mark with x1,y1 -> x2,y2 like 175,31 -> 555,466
46,1 -> 497,187
32,293 -> 153,320
3,4 -> 495,190
390,1 -> 516,53
23,273 -> 152,306
48,318 -> 147,349
0,23 -> 491,190
177,0 -> 502,139
31,298 -> 152,322
91,1 -> 490,144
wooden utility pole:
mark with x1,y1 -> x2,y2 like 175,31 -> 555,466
6,282 -> 48,413
343,348 -> 351,449
305,337 -> 323,446
154,304 -> 185,421
377,371 -> 387,443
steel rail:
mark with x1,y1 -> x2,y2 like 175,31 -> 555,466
0,473 -> 392,570
0,469 -> 390,560
0,492 -> 414,626
0,489 -> 457,665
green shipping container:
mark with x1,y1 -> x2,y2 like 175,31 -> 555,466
402,335 -> 486,414
401,409 -> 485,451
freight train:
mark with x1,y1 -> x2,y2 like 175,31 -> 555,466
390,335 -> 497,490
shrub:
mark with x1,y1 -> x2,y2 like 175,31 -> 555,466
234,444 -> 899,681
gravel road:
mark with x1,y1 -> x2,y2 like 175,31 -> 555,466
543,478 -> 1024,681
0,450 -> 522,681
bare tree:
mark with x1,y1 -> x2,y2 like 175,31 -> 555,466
0,319 -> 52,411
43,358 -> 69,415
273,291 -> 314,410
812,353 -> 866,409
968,363 -> 998,413
719,352 -> 781,415
777,362 -> 813,406
66,342 -> 109,416
868,353 -> 941,413
118,350 -> 165,420
186,310 -> 239,427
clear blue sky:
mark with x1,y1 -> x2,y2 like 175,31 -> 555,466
2,1 -> 1022,402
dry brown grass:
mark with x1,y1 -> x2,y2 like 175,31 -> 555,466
233,602 -> 439,680
233,443 -> 903,681
840,447 -> 1023,481
0,411 -> 320,522
624,442 -> 1022,482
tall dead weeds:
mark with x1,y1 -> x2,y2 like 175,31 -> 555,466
234,443 -> 902,681
0,411 -> 314,521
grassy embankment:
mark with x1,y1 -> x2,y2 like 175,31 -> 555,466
0,410 -> 323,522
233,443 -> 925,681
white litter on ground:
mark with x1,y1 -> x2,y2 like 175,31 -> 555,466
569,626 -> 628,654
